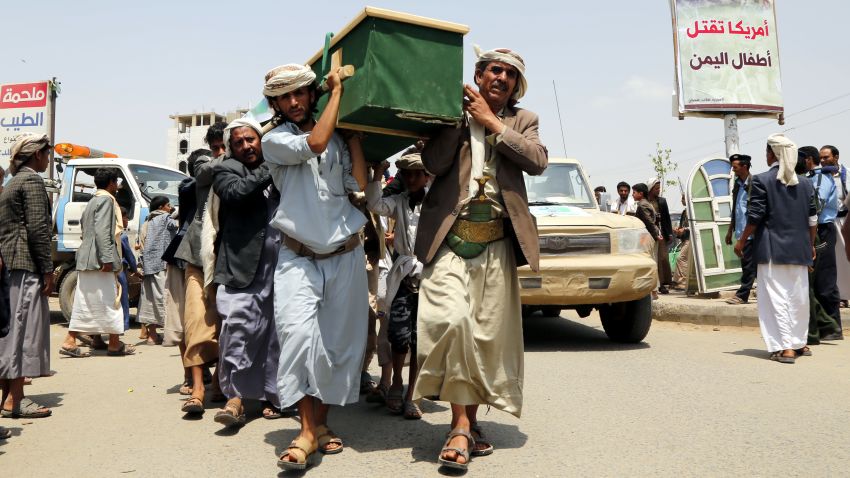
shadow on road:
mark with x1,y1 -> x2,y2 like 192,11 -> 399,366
0,426 -> 22,447
26,392 -> 65,409
724,349 -> 767,360
264,399 -> 527,470
523,312 -> 651,353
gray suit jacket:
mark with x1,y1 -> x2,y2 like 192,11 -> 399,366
212,158 -> 274,289
747,165 -> 816,266
76,194 -> 122,271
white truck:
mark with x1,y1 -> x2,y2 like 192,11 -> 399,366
49,156 -> 187,319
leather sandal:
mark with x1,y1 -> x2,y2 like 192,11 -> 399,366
470,423 -> 494,456
181,397 -> 204,414
213,400 -> 245,427
316,424 -> 343,454
107,343 -> 136,356
278,435 -> 318,470
769,351 -> 795,364
1,398 -> 52,419
438,427 -> 474,470
178,381 -> 193,396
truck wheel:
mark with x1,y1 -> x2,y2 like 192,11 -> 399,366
58,270 -> 78,322
599,294 -> 653,343
540,306 -> 562,317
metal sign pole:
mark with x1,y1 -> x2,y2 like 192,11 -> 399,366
723,113 -> 740,157
48,77 -> 58,180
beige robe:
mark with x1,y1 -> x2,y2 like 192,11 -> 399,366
413,239 -> 523,417
414,141 -> 524,417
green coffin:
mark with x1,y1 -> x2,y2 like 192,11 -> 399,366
306,7 -> 469,161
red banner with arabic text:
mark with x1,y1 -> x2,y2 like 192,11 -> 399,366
0,82 -> 49,109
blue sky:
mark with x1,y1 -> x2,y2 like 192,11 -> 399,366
4,0 -> 848,193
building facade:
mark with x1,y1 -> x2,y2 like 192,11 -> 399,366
166,110 -> 245,172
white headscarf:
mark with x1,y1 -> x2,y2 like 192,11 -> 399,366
647,177 -> 661,192
473,45 -> 528,101
767,133 -> 798,186
223,117 -> 263,158
263,63 -> 316,97
9,133 -> 49,175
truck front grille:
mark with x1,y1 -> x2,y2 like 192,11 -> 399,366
538,233 -> 611,255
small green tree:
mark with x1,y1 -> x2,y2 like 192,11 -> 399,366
648,142 -> 679,190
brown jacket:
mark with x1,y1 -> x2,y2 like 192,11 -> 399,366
415,107 -> 548,271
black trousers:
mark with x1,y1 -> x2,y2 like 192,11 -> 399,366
735,239 -> 757,301
813,223 -> 841,331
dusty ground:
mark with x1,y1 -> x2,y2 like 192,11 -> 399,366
2,304 -> 849,477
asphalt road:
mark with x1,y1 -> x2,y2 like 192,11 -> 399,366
2,307 -> 849,477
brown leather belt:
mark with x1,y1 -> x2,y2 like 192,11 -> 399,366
284,234 -> 362,260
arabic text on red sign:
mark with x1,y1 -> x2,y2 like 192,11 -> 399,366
0,82 -> 49,109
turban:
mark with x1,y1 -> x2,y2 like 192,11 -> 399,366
767,133 -> 799,186
647,177 -> 661,191
9,133 -> 49,175
263,63 -> 316,98
473,45 -> 528,101
223,117 -> 263,158
396,152 -> 425,171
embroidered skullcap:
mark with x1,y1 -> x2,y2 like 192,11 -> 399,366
473,45 -> 528,101
263,64 -> 317,97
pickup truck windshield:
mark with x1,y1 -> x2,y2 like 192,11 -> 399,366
524,163 -> 594,208
129,165 -> 186,206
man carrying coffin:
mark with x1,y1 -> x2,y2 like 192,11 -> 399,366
414,46 -> 548,470
261,64 -> 369,470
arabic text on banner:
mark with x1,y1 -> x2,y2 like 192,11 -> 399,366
1,81 -> 50,169
672,0 -> 782,114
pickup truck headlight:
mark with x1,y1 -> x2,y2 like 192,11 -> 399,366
612,228 -> 654,255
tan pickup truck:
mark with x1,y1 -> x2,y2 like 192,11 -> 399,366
519,158 -> 658,342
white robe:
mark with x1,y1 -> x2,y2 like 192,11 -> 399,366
365,181 -> 423,306
756,262 -> 809,352
69,271 -> 124,335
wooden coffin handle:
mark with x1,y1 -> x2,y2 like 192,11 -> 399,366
319,65 -> 356,92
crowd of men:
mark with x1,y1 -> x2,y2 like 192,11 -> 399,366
598,139 -> 850,363
0,38 -> 847,471
0,46 -> 547,471
601,178 -> 684,297
730,141 -> 849,362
